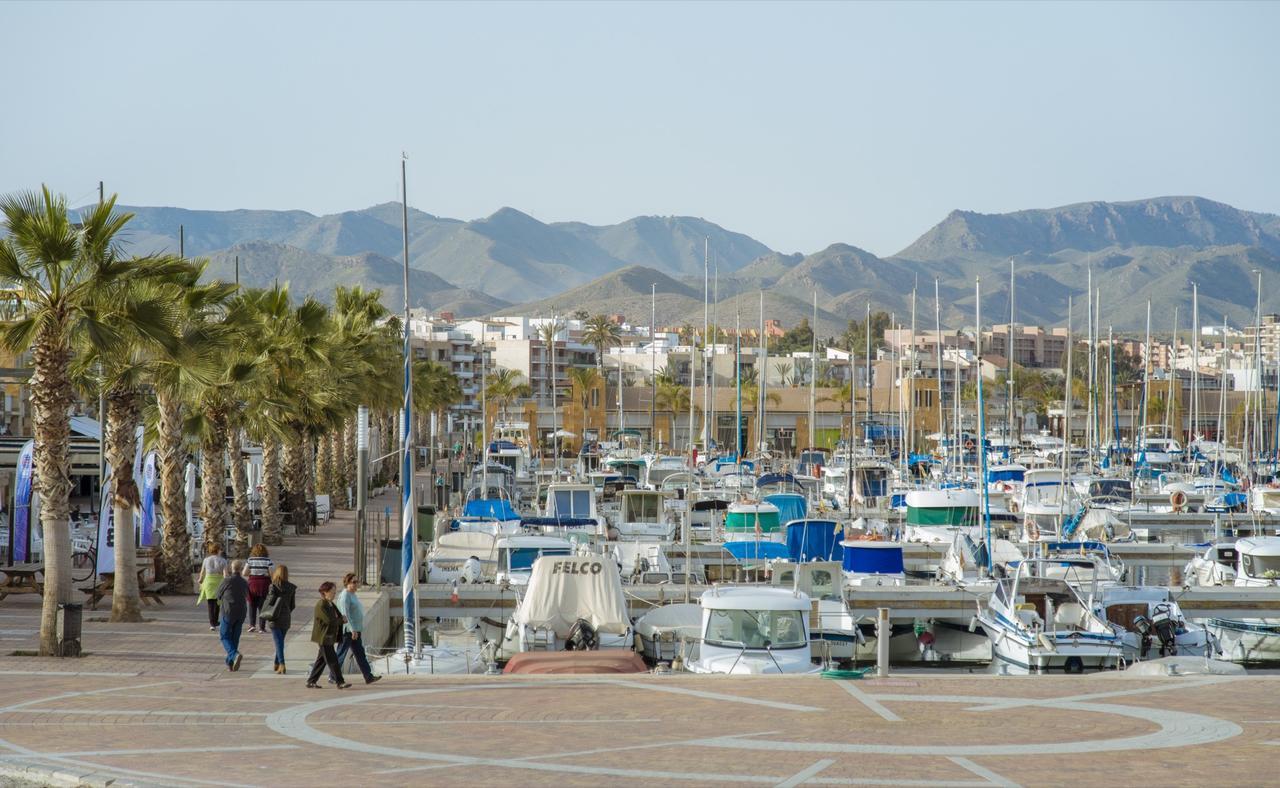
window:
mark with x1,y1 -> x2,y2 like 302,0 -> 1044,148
508,547 -> 571,571
553,489 -> 591,518
704,608 -> 806,649
1242,553 -> 1280,578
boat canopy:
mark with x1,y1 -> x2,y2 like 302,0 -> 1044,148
763,493 -> 807,526
756,472 -> 798,489
841,542 -> 905,575
520,517 -> 596,529
463,498 -> 520,520
784,520 -> 842,563
513,555 -> 630,636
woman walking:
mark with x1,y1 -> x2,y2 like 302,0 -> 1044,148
245,544 -> 275,633
305,581 -> 349,689
196,544 -> 229,631
263,565 -> 297,674
335,572 -> 381,684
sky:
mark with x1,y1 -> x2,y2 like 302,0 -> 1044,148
3,1 -> 1278,256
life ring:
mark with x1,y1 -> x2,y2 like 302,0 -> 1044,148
1025,517 -> 1040,542
1169,490 -> 1188,513
965,439 -> 975,451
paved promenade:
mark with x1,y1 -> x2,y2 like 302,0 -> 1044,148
1,495 -> 1279,786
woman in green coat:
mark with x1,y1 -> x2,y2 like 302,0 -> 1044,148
305,581 -> 349,688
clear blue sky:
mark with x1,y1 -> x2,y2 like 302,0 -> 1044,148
3,1 -> 1277,256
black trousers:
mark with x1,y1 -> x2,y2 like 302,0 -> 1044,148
206,600 -> 219,628
306,643 -> 344,685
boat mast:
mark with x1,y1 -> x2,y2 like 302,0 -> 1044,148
711,260 -> 718,451
735,307 -> 742,464
1253,269 -> 1263,478
1165,308 -> 1179,438
1007,259 -> 1016,444
1086,266 -> 1095,464
809,291 -> 818,450
864,301 -> 872,455
908,285 -> 917,460
1138,301 -> 1151,469
1192,283 -> 1200,446
703,237 -> 710,449
760,289 -> 767,455
1060,297 -> 1073,508
935,278 -> 944,469
975,277 -> 992,574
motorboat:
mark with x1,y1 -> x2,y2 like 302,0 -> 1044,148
611,489 -> 676,541
451,494 -> 523,537
684,586 -> 821,674
723,500 -> 781,541
936,532 -> 1024,588
485,554 -> 633,660
976,558 -> 1124,673
1032,541 -> 1126,584
540,481 -> 604,537
1184,542 -> 1239,586
770,560 -> 864,662
903,488 -> 980,543
1020,468 -> 1079,542
1098,585 -> 1215,661
494,535 -> 575,587
1195,536 -> 1280,663
425,531 -> 498,584
633,603 -> 701,664
645,455 -> 688,489
687,490 -> 730,540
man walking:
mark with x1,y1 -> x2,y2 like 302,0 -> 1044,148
334,572 -> 381,684
216,560 -> 250,671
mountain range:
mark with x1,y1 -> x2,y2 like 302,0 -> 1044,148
91,195 -> 1280,331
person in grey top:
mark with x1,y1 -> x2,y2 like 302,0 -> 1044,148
215,560 -> 249,671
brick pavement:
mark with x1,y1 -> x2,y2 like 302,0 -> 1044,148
1,487 -> 1279,786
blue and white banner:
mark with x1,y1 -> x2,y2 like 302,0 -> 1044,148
12,440 -> 33,563
96,478 -> 114,575
140,450 -> 158,547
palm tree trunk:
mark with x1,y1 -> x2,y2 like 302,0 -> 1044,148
105,385 -> 144,623
316,431 -> 333,506
331,425 -> 346,505
303,436 -> 316,509
260,436 -> 283,545
284,437 -> 307,528
200,407 -> 229,556
156,390 -> 191,593
343,418 -> 356,504
227,427 -> 252,558
31,328 -> 74,656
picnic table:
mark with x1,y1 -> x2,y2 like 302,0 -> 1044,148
0,563 -> 43,601
80,567 -> 168,610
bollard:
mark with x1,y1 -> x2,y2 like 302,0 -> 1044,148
876,607 -> 890,678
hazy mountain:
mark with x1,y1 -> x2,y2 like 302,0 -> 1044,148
104,203 -> 766,303
201,242 -> 510,316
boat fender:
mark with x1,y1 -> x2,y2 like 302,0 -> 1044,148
1037,633 -> 1057,653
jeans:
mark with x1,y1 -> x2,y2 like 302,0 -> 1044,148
335,631 -> 374,681
219,617 -> 244,666
307,644 -> 344,685
270,626 -> 289,666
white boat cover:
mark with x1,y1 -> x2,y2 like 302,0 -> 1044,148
429,532 -> 498,562
514,555 -> 631,636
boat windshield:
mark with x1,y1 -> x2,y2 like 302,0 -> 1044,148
552,489 -> 592,518
705,608 -> 806,649
508,547 -> 571,571
1242,552 -> 1280,578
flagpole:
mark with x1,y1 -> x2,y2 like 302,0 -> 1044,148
399,155 -> 417,656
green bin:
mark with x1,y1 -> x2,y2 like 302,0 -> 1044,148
416,505 -> 436,543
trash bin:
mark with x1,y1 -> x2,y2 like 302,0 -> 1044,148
416,505 -> 436,544
56,602 -> 82,658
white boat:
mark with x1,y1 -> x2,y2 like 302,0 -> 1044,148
685,586 -> 820,674
1184,542 -> 1238,587
486,554 -> 633,660
1098,585 -> 1215,662
903,488 -> 980,543
1194,536 -> 1280,663
840,540 -> 907,588
976,558 -> 1124,673
771,560 -> 865,662
633,603 -> 701,663
1020,468 -> 1079,542
936,532 -> 1024,588
494,535 -> 575,587
425,531 -> 498,584
611,489 -> 676,541
645,455 -> 688,489
539,481 -> 604,540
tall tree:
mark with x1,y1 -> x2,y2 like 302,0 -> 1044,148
582,314 -> 622,370
0,188 -> 185,653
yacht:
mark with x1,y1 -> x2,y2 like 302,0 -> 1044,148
685,586 -> 821,674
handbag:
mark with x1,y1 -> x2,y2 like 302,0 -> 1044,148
259,590 -> 280,622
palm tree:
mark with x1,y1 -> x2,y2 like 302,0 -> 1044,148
149,265 -> 236,591
567,366 -> 601,438
655,379 -> 697,447
413,358 -> 464,468
80,273 -> 194,621
0,188 -> 186,654
821,382 -> 855,441
582,314 -> 622,370
487,368 -> 530,422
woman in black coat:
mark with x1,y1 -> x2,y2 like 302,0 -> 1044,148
305,581 -> 349,689
263,565 -> 297,674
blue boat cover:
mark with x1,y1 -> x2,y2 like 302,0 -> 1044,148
757,472 -> 798,489
463,498 -> 519,520
1044,541 -> 1110,555
487,440 -> 518,453
785,520 -> 842,562
842,543 -> 905,574
723,541 -> 790,561
763,493 -> 807,526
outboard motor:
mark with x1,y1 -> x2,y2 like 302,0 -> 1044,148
1133,614 -> 1154,659
565,618 -> 599,651
1150,602 -> 1178,657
